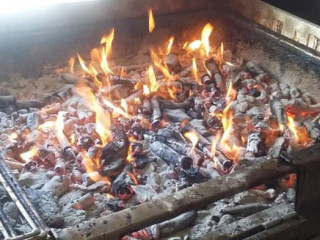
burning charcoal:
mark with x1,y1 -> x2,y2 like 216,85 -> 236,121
178,156 -> 208,187
124,225 -> 159,240
131,184 -> 157,203
287,98 -> 320,115
72,193 -> 95,210
26,112 -> 40,129
111,166 -> 137,200
163,109 -> 191,122
270,97 -> 286,126
245,61 -> 265,77
63,146 -> 76,161
201,74 -> 213,85
101,158 -> 126,177
106,198 -> 124,212
245,131 -> 266,157
205,58 -> 224,90
164,53 -> 181,72
150,97 -> 162,127
77,135 -> 95,151
35,147 -> 56,168
149,141 -> 181,166
41,175 -> 70,197
133,156 -> 157,169
206,115 -> 222,130
139,98 -> 152,115
269,137 -> 289,158
221,203 -> 271,217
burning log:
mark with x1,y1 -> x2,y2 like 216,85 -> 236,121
150,97 -> 162,127
149,141 -> 181,166
204,58 -> 224,90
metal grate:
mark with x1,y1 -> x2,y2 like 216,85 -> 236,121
0,158 -> 48,240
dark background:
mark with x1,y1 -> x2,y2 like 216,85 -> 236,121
264,0 -> 320,25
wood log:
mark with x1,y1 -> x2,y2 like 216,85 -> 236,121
55,159 -> 294,240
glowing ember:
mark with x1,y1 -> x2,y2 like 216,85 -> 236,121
166,36 -> 174,55
82,153 -> 111,184
20,146 -> 38,162
8,132 -> 18,143
148,9 -> 155,33
184,131 -> 199,151
201,23 -> 214,57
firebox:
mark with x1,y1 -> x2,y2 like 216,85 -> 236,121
0,0 -> 320,240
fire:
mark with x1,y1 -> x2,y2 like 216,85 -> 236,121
192,57 -> 201,85
77,86 -> 112,145
203,62 -> 212,77
38,121 -> 55,131
106,193 -> 114,199
100,28 -> 115,75
201,23 -> 214,57
102,99 -> 130,118
184,131 -> 199,151
287,114 -> 310,146
127,171 -> 139,185
8,132 -> 18,143
56,112 -> 70,146
126,143 -> 134,164
148,9 -> 155,33
70,134 -> 75,145
82,153 -> 111,184
166,36 -> 174,55
217,42 -> 224,68
90,48 -> 101,64
20,146 -> 38,162
77,53 -> 91,75
219,83 -> 239,162
143,85 -> 150,96
188,40 -> 202,51
150,50 -> 171,79
121,99 -> 129,117
147,66 -> 158,92
68,57 -> 75,74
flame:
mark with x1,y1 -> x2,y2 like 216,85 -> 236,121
287,114 -> 310,146
100,28 -> 115,75
183,42 -> 188,49
90,65 -> 102,89
127,171 -> 139,185
56,112 -> 70,146
126,143 -> 134,163
188,40 -> 202,51
134,98 -> 141,105
201,23 -> 214,57
70,134 -> 75,145
20,146 -> 38,162
203,61 -> 212,77
219,83 -> 239,162
90,48 -> 101,64
102,99 -> 130,118
68,57 -> 75,74
148,9 -> 155,33
8,132 -> 18,143
184,131 -> 199,151
166,37 -> 174,55
192,58 -> 201,85
82,153 -> 111,184
217,42 -> 224,68
77,85 -> 112,145
77,53 -> 91,75
38,121 -> 56,131
150,50 -> 171,79
121,99 -> 129,116
143,85 -> 150,96
147,66 -> 158,92
106,193 -> 114,199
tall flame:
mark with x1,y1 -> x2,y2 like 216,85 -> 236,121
166,37 -> 174,55
188,40 -> 202,51
192,58 -> 201,85
147,66 -> 159,92
68,57 -> 75,74
287,114 -> 310,146
77,53 -> 91,75
77,86 -> 112,145
184,131 -> 199,151
82,153 -> 111,184
100,28 -> 115,75
148,9 -> 155,33
201,23 -> 214,57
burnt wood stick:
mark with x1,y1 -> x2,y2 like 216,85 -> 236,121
150,97 -> 162,127
16,100 -> 45,109
270,97 -> 286,126
149,141 -> 181,166
221,203 -> 271,217
55,159 -> 294,240
158,98 -> 193,110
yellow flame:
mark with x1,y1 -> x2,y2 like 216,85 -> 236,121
201,23 -> 214,57
38,121 -> 56,131
77,53 -> 91,75
20,146 -> 38,162
166,36 -> 174,55
184,131 -> 199,151
150,50 -> 171,79
56,112 -> 70,146
68,57 -> 75,74
102,99 -> 130,118
121,99 -> 128,116
192,58 -> 201,85
147,66 -> 159,92
8,132 -> 18,143
188,40 -> 202,51
100,28 -> 115,75
143,85 -> 150,96
286,115 -> 310,146
148,9 -> 155,33
90,48 -> 101,65
134,98 -> 141,104
70,134 -> 75,145
77,85 -> 112,145
82,152 -> 111,184
203,61 -> 212,77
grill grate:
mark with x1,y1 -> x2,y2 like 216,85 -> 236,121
0,158 -> 48,240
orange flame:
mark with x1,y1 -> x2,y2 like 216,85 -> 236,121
82,153 -> 111,184
143,85 -> 150,96
38,121 -> 56,131
150,50 -> 171,79
100,28 -> 115,75
148,9 -> 155,33
127,171 -> 139,185
147,66 -> 158,92
102,99 -> 130,118
68,57 -> 75,74
192,58 -> 201,85
166,37 -> 174,55
126,143 -> 134,163
121,99 -> 129,117
77,86 -> 112,145
70,134 -> 75,145
56,112 -> 70,146
287,114 -> 311,146
201,23 -> 214,57
77,53 -> 91,75
8,132 -> 18,143
20,146 -> 38,162
184,131 -> 199,151
188,40 -> 202,51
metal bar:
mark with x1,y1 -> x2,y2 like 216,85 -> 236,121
55,159 -> 294,240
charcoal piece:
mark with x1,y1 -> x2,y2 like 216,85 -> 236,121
158,98 -> 193,110
164,53 -> 181,72
269,137 -> 288,158
180,156 -> 193,170
163,108 -> 191,122
63,147 -> 76,161
72,193 -> 95,210
131,184 -> 157,202
77,135 -> 95,151
157,210 -> 197,237
149,141 -> 181,166
202,74 -> 213,85
133,156 -> 157,169
150,97 -> 162,127
101,158 -> 126,177
41,175 -> 70,197
245,61 -> 265,77
270,97 -> 286,126
138,98 -> 152,115
206,115 -> 222,130
179,166 -> 208,186
111,166 -> 136,200
246,131 -> 267,157
221,203 -> 271,217
26,112 -> 39,129
106,198 -> 124,211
